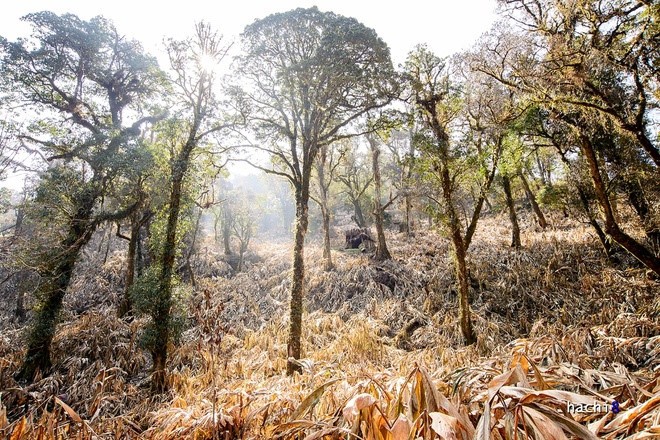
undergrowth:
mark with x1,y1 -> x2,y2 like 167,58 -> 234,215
0,216 -> 658,439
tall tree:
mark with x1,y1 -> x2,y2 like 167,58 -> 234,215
233,7 -> 396,374
473,19 -> 660,274
148,23 -> 233,392
312,143 -> 342,271
407,46 -> 515,344
0,12 -> 161,382
367,133 -> 394,261
336,147 -> 373,228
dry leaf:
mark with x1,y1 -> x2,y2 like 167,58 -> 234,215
343,393 -> 376,425
429,412 -> 458,440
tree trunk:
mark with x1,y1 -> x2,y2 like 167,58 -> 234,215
437,161 -> 476,345
503,175 -> 521,248
321,206 -> 333,271
620,179 -> 660,249
352,200 -> 366,228
222,208 -> 232,256
14,208 -> 27,322
317,149 -> 334,271
452,232 -> 475,346
369,135 -> 391,261
152,155 -> 189,392
404,193 -> 413,236
15,274 -> 26,322
575,184 -> 618,260
580,137 -> 660,275
519,172 -> 547,229
118,216 -> 140,318
287,189 -> 309,375
16,197 -> 96,382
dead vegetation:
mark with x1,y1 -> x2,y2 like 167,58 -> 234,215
0,216 -> 658,439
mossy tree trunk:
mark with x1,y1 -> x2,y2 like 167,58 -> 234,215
287,181 -> 310,375
16,190 -> 97,382
437,160 -> 476,345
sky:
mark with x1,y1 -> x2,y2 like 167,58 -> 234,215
0,0 -> 499,65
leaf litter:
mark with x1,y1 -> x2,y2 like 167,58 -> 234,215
0,216 -> 658,439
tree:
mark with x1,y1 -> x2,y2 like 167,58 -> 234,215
473,17 -> 659,273
499,0 -> 659,168
147,23 -> 234,392
501,174 -> 522,248
312,143 -> 343,271
367,133 -> 394,261
336,146 -> 373,228
0,12 -> 162,382
230,192 -> 257,272
233,7 -> 396,374
384,128 -> 418,235
407,45 -> 516,344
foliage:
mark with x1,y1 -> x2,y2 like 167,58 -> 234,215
129,266 -> 189,352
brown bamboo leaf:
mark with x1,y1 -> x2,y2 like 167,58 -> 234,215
532,403 -> 600,440
429,412 -> 458,440
521,406 -> 569,440
289,378 -> 339,422
473,399 -> 491,440
510,352 -> 530,375
623,426 -> 660,439
389,414 -> 411,440
604,393 -> 660,432
518,389 -> 595,406
488,365 -> 529,402
343,393 -> 376,425
419,367 -> 474,435
55,397 -> 83,424
0,402 -> 7,430
10,416 -> 27,440
525,355 -> 549,390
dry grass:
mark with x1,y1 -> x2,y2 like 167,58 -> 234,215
0,216 -> 658,439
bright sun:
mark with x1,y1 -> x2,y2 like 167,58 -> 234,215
198,53 -> 217,74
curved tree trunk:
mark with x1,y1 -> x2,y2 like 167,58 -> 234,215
438,161 -> 476,345
369,135 -> 391,261
503,175 -> 521,248
519,172 -> 547,229
16,196 -> 96,382
581,137 -> 660,275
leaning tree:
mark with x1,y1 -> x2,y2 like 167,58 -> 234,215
0,12 -> 162,381
232,7 -> 397,374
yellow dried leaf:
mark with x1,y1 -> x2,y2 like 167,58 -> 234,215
55,397 -> 83,424
429,412 -> 458,440
289,378 -> 339,421
343,393 -> 376,425
389,414 -> 411,440
10,416 -> 27,440
521,406 -> 569,440
488,365 -> 529,402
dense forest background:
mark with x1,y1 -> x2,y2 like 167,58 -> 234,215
0,1 -> 658,438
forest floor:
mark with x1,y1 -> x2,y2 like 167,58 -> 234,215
0,214 -> 658,439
